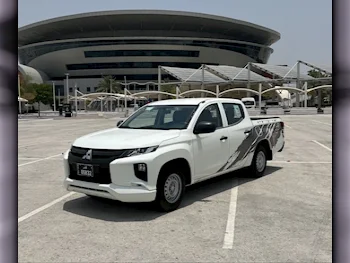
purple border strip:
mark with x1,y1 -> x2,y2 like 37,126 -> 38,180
0,0 -> 18,262
334,0 -> 350,263
0,1 -> 343,263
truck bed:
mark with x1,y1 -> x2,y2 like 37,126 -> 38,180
250,116 -> 280,121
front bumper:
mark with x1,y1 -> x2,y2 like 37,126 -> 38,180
64,178 -> 157,202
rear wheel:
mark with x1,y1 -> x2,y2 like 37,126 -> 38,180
250,145 -> 267,178
154,169 -> 185,212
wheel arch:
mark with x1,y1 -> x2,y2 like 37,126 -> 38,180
158,158 -> 192,186
256,139 -> 273,160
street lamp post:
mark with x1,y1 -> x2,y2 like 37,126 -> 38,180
65,73 -> 69,103
52,81 -> 56,112
18,74 -> 21,117
110,79 -> 112,112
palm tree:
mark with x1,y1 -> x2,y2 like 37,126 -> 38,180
97,75 -> 121,94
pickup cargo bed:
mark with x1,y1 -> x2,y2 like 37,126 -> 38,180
250,117 -> 280,121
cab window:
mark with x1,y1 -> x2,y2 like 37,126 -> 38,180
222,103 -> 245,125
196,103 -> 223,128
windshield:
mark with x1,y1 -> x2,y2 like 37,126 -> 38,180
119,105 -> 198,130
243,101 -> 255,106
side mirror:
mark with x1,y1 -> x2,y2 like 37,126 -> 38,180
193,121 -> 216,135
116,120 -> 124,127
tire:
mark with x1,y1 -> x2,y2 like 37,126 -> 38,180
154,168 -> 186,212
249,145 -> 268,178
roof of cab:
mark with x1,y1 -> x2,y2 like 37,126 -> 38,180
148,98 -> 242,106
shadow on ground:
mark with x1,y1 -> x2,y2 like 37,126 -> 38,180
62,166 -> 282,222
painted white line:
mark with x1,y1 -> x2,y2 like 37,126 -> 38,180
18,192 -> 75,223
18,157 -> 41,160
284,124 -> 293,129
18,118 -> 54,122
269,161 -> 332,164
222,179 -> 238,249
312,120 -> 332,126
18,154 -> 62,167
312,140 -> 332,152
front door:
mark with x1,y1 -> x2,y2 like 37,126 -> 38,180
192,103 -> 230,181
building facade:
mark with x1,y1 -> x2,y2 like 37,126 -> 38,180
18,10 -> 280,96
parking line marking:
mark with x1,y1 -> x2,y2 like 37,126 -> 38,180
222,179 -> 238,249
18,192 -> 75,223
312,120 -> 332,126
269,161 -> 332,164
18,154 -> 62,167
284,124 -> 293,129
312,140 -> 332,152
18,157 -> 41,160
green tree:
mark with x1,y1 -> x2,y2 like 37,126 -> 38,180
19,74 -> 36,101
161,85 -> 177,99
28,83 -> 53,117
97,75 -> 121,93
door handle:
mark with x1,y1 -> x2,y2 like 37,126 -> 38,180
244,129 -> 252,134
244,129 -> 252,137
220,136 -> 228,141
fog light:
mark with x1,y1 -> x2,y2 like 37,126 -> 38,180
138,163 -> 146,172
133,163 -> 148,181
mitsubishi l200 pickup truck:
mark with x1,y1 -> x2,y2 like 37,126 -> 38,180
63,98 -> 285,212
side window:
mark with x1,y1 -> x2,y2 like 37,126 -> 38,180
196,103 -> 223,128
223,103 -> 245,125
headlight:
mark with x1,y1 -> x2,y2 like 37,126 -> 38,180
123,146 -> 158,157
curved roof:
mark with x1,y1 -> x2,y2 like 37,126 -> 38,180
18,63 -> 48,83
18,10 -> 280,47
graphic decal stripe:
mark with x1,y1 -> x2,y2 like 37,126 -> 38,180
216,122 -> 283,173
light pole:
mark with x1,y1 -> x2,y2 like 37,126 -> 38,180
110,78 -> 112,112
52,81 -> 56,112
18,74 -> 21,117
74,85 -> 78,116
65,73 -> 69,103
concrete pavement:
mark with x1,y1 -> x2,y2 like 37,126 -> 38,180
18,114 -> 332,262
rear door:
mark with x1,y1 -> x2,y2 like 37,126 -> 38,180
191,103 -> 230,181
216,102 -> 255,172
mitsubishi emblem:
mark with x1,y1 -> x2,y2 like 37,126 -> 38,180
82,149 -> 92,160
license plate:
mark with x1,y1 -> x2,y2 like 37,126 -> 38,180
76,163 -> 94,177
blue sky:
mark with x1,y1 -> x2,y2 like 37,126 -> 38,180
18,0 -> 332,67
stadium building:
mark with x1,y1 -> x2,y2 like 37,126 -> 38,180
18,10 -> 280,96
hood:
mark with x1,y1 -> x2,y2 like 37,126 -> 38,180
72,128 -> 181,149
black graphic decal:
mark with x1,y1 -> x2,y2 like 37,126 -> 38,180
216,122 -> 283,173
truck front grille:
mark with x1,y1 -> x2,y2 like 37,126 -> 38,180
68,146 -> 127,184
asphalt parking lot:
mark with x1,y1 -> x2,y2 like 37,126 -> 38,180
18,113 -> 332,263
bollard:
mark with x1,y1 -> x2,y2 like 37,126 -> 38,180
260,107 -> 267,115
317,108 -> 324,114
283,106 -> 291,114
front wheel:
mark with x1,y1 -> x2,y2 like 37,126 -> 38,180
249,145 -> 267,178
154,170 -> 185,212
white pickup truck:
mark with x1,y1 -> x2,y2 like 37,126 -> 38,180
63,98 -> 285,212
